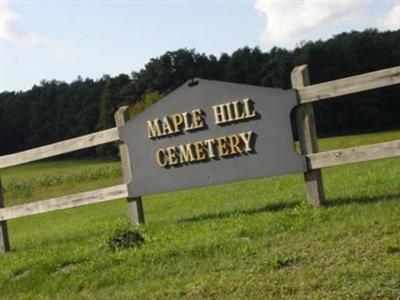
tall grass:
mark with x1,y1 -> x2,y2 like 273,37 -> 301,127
2,162 -> 122,205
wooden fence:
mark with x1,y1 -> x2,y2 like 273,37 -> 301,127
0,65 -> 399,253
291,65 -> 400,207
0,109 -> 144,253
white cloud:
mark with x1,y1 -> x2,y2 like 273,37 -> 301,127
255,0 -> 360,48
0,0 -> 72,61
378,4 -> 400,30
0,0 -> 48,46
254,1 -> 399,49
0,0 -> 20,41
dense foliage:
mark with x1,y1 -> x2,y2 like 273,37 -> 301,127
1,29 -> 399,155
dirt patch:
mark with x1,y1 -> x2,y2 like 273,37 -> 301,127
386,245 -> 400,255
12,270 -> 29,281
58,263 -> 80,274
107,230 -> 145,251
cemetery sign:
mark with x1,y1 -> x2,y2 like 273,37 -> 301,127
118,78 -> 306,196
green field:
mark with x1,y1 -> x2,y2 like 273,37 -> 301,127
0,130 -> 400,299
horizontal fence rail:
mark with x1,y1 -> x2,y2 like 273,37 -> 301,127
0,128 -> 120,169
297,66 -> 400,103
0,184 -> 128,221
307,140 -> 400,169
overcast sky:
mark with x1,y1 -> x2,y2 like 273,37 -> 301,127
1,0 -> 399,92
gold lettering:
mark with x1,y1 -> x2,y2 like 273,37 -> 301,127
225,103 -> 234,122
214,99 -> 256,125
239,131 -> 254,152
166,146 -> 178,165
217,137 -> 230,157
243,98 -> 256,118
203,139 -> 216,158
147,119 -> 162,138
172,113 -> 184,133
194,141 -> 206,161
228,134 -> 242,154
232,100 -> 245,120
212,104 -> 227,125
162,117 -> 174,135
155,131 -> 256,167
147,108 -> 211,139
182,112 -> 194,131
189,109 -> 204,130
156,148 -> 168,167
178,144 -> 195,163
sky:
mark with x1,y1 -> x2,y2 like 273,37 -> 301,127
0,0 -> 399,92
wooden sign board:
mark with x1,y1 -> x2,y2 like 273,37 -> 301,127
119,79 -> 306,196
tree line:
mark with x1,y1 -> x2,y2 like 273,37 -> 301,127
0,29 -> 399,156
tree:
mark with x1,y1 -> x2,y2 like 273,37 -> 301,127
1,29 -> 399,156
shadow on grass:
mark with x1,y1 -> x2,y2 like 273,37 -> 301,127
180,192 -> 400,223
326,193 -> 400,207
179,200 -> 301,223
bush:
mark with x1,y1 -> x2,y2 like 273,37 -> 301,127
104,219 -> 145,252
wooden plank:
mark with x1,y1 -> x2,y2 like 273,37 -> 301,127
291,65 -> 326,207
308,140 -> 400,169
298,65 -> 400,103
0,128 -> 120,169
114,106 -> 145,225
0,184 -> 128,221
0,173 -> 10,252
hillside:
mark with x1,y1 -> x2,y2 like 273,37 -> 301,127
0,130 -> 399,299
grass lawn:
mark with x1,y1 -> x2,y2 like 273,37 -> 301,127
0,130 -> 399,299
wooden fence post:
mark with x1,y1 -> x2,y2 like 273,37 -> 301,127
0,173 -> 10,252
114,106 -> 145,225
291,65 -> 326,207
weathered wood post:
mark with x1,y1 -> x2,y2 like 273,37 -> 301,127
291,65 -> 326,207
0,173 -> 10,252
114,106 -> 145,225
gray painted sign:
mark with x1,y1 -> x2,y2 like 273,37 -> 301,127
119,78 -> 306,196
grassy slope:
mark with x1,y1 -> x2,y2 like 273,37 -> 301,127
0,130 -> 399,299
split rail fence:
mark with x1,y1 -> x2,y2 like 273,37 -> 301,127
1,64 -> 399,252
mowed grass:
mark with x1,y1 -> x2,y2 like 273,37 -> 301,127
0,130 -> 400,299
